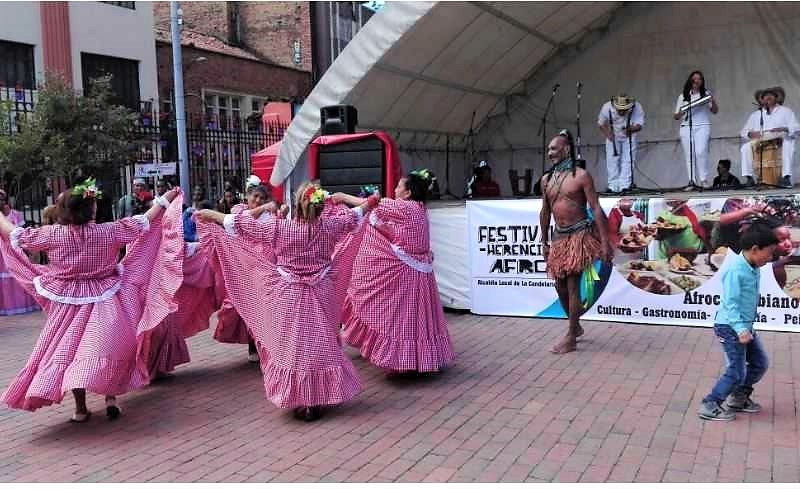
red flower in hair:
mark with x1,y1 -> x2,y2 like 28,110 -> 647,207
304,186 -> 317,201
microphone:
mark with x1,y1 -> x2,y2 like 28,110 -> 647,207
552,83 -> 560,92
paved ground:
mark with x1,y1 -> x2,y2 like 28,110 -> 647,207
0,311 -> 799,482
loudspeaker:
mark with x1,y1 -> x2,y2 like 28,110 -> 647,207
320,105 -> 358,135
318,136 -> 383,196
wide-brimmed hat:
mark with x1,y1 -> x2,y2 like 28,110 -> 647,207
611,94 -> 635,111
754,86 -> 785,105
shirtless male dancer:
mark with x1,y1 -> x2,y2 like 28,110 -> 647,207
540,131 -> 612,354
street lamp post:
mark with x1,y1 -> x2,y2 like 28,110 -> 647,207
170,1 -> 190,191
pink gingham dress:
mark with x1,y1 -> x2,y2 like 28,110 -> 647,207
341,198 -> 454,372
212,203 -> 274,344
198,201 -> 362,409
0,196 -> 184,411
0,209 -> 39,316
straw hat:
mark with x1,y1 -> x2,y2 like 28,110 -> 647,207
754,86 -> 785,105
611,94 -> 635,111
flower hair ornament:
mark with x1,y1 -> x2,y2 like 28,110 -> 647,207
71,178 -> 103,200
303,185 -> 329,205
410,168 -> 437,191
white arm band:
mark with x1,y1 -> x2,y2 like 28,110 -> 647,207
154,196 -> 170,208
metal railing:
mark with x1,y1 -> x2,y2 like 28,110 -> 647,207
1,93 -> 288,225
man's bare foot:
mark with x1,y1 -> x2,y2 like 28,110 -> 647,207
550,335 -> 577,354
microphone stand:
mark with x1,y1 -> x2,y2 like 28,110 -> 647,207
626,109 -> 635,192
687,94 -> 696,189
575,82 -> 586,169
759,106 -> 764,187
538,84 -> 559,176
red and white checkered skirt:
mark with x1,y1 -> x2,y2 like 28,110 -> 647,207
174,242 -> 220,340
212,298 -> 250,344
0,253 -> 39,316
0,209 -> 38,316
0,197 -> 184,411
210,221 -> 275,344
199,220 -> 361,409
209,240 -> 270,345
142,241 -> 220,378
341,224 -> 455,373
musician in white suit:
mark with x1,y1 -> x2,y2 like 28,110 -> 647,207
598,94 -> 645,194
673,71 -> 718,190
740,87 -> 800,188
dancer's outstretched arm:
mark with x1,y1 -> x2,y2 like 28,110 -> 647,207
195,209 -> 226,225
144,188 -> 180,222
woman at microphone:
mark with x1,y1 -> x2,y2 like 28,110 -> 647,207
674,71 -> 718,190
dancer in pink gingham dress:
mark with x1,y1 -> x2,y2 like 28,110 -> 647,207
212,184 -> 287,361
336,170 -> 455,375
0,181 -> 184,422
196,182 -> 374,422
0,190 -> 39,316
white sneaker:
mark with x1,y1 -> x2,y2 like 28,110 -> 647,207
248,353 -> 260,363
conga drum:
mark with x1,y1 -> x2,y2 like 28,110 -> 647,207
751,133 -> 783,185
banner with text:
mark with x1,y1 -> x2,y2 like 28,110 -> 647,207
467,195 -> 800,332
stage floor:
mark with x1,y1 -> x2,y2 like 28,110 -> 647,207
429,185 -> 799,209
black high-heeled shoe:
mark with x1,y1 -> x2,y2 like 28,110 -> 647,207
106,398 -> 122,421
303,406 -> 323,422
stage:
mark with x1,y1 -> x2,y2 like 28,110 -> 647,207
429,187 -> 800,333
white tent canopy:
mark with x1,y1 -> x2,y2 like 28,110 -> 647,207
274,1 -> 800,194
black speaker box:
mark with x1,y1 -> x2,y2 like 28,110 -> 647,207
318,136 -> 384,196
320,105 -> 358,135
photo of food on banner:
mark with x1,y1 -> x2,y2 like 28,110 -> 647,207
709,196 -> 800,298
610,198 -> 717,295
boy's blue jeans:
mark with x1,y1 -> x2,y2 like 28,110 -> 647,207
703,323 -> 769,404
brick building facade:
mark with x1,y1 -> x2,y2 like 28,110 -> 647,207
155,28 -> 311,118
153,1 -> 313,73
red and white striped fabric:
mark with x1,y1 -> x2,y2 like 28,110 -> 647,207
0,209 -> 39,316
341,198 -> 455,372
211,203 -> 274,344
0,194 -> 184,411
198,201 -> 362,409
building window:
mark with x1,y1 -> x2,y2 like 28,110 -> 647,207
160,90 -> 173,115
0,40 -> 36,90
81,52 -> 140,110
204,92 -> 244,129
100,1 -> 135,9
251,98 -> 264,115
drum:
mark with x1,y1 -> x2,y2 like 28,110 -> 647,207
751,137 -> 783,185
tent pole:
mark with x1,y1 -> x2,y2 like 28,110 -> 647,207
445,134 -> 450,195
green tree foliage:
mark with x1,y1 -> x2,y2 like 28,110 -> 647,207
0,73 -> 141,194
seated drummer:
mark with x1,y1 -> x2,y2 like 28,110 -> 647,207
739,86 -> 800,189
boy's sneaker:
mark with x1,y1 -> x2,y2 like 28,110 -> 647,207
725,394 -> 762,413
698,401 -> 736,421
